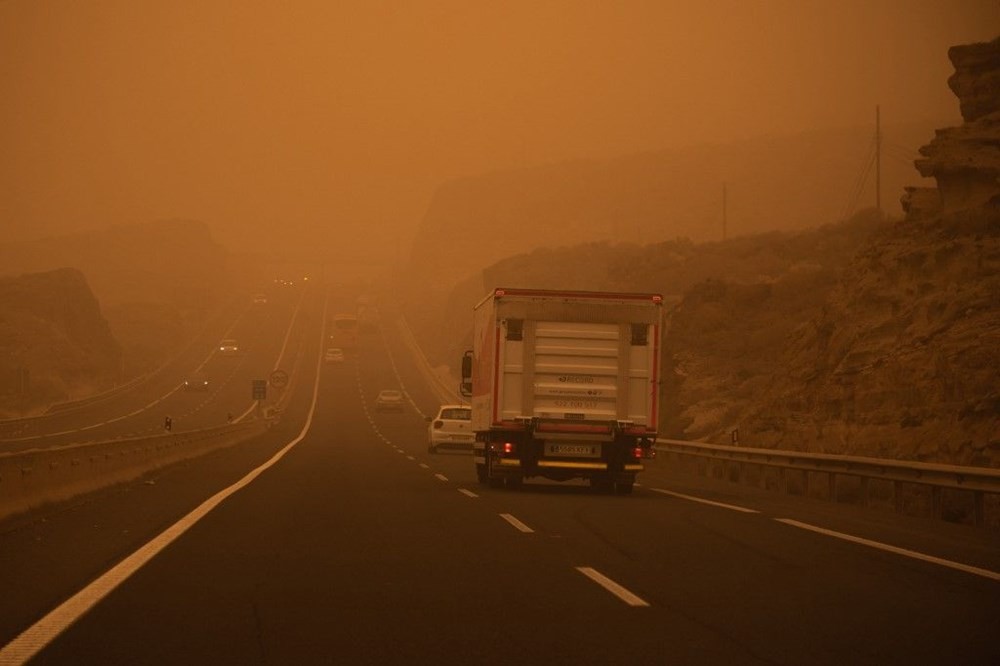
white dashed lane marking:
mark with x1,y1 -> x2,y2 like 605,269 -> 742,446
576,567 -> 650,607
499,513 -> 534,534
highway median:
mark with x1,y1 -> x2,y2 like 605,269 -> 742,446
0,419 -> 272,523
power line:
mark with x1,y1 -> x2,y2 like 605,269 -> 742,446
841,133 -> 877,220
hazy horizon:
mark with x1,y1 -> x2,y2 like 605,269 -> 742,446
2,1 -> 997,258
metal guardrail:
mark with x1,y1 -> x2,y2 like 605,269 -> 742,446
395,315 -> 462,406
655,438 -> 1000,527
0,419 -> 272,522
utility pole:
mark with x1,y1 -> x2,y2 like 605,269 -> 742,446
876,105 -> 881,215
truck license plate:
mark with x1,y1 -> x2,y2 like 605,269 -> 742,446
545,443 -> 600,458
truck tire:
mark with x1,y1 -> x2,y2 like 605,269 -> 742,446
486,456 -> 504,488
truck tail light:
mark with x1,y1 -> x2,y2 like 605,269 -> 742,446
503,442 -> 516,455
632,446 -> 644,459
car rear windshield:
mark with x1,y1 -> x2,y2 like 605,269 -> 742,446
441,408 -> 471,420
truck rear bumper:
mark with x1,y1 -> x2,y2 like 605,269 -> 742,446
497,458 -> 643,472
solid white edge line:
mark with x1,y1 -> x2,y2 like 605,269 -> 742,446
575,567 -> 650,607
0,289 -> 332,666
458,488 -> 479,498
650,488 -> 759,513
272,283 -> 307,372
499,513 -> 534,533
775,518 -> 1000,582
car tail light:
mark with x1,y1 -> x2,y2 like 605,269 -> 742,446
433,421 -> 443,429
503,442 -> 516,454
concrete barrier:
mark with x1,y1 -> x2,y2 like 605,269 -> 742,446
0,419 -> 271,522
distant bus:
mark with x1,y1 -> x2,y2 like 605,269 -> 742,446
330,314 -> 359,352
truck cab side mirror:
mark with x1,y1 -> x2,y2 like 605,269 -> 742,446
460,350 -> 473,397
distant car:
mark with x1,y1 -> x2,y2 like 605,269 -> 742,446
374,389 -> 405,413
183,374 -> 210,392
427,404 -> 473,453
253,293 -> 268,304
218,339 -> 240,355
324,348 -> 345,363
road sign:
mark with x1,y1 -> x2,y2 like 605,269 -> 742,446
252,379 -> 267,400
268,369 -> 289,389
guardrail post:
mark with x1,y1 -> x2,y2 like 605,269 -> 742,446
894,481 -> 904,515
828,472 -> 836,501
930,486 -> 942,521
973,491 -> 985,527
860,476 -> 870,508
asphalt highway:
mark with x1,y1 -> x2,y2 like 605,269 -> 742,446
0,286 -> 998,665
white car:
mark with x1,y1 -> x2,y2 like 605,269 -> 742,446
427,405 -> 473,453
374,389 -> 405,413
324,348 -> 345,363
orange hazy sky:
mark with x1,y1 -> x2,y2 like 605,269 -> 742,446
1,1 -> 997,257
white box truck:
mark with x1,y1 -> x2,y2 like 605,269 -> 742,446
460,288 -> 663,494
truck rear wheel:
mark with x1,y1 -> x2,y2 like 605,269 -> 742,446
486,456 -> 504,488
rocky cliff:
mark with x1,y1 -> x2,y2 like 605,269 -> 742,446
905,37 -> 1000,218
0,269 -> 121,416
744,37 -> 1000,466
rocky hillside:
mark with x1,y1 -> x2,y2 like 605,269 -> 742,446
743,37 -> 1000,466
0,269 -> 121,416
740,212 -> 998,466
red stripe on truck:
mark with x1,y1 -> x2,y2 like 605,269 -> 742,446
492,324 -> 501,425
650,323 -> 659,430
